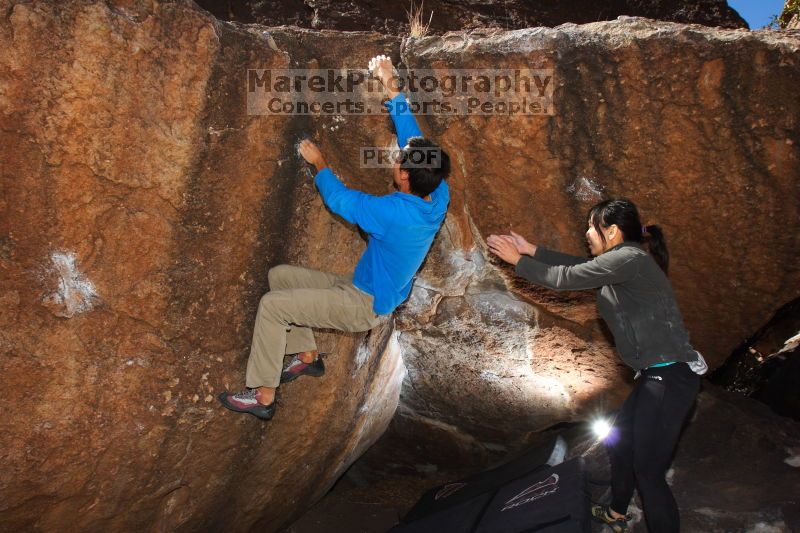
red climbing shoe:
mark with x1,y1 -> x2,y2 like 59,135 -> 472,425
217,388 -> 275,420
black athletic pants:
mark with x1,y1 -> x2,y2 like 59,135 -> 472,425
607,362 -> 700,533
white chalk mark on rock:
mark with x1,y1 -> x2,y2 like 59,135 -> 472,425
480,370 -> 500,381
325,114 -> 345,132
566,176 -> 605,202
747,522 -> 788,533
354,339 -> 371,372
41,251 -> 99,318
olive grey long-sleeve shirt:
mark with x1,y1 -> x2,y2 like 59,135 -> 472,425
515,242 -> 696,371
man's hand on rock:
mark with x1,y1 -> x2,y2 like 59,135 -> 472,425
298,139 -> 327,171
368,54 -> 401,99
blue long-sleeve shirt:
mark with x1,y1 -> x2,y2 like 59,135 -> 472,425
314,93 -> 450,314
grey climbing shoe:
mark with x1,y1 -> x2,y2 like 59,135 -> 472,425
280,353 -> 326,383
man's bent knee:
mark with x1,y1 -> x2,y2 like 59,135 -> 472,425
258,291 -> 299,324
267,264 -> 292,290
258,292 -> 280,315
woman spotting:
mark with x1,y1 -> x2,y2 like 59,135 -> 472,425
487,198 -> 705,533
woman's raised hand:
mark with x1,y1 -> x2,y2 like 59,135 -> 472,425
487,234 -> 522,265
509,230 -> 537,256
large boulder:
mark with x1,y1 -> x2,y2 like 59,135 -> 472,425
384,19 -> 800,464
0,2 -> 402,532
711,296 -> 800,421
1,0 -> 798,531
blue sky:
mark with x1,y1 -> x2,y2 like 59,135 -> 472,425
727,0 -> 785,28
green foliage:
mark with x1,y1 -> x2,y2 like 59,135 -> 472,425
778,0 -> 800,28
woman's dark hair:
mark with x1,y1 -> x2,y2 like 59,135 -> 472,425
587,198 -> 669,273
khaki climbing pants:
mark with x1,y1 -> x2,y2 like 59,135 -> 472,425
246,264 -> 381,388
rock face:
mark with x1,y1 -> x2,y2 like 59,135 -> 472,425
0,2 -> 403,532
195,0 -> 749,32
711,297 -> 800,420
1,1 -> 798,532
380,19 -> 800,467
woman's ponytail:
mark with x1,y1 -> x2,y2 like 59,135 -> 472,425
643,224 -> 669,274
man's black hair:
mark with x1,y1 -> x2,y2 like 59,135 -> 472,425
399,136 -> 450,197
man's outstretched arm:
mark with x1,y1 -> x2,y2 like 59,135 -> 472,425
371,55 -> 422,148
298,139 -> 393,237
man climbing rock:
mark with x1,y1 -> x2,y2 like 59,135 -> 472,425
218,56 -> 451,420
